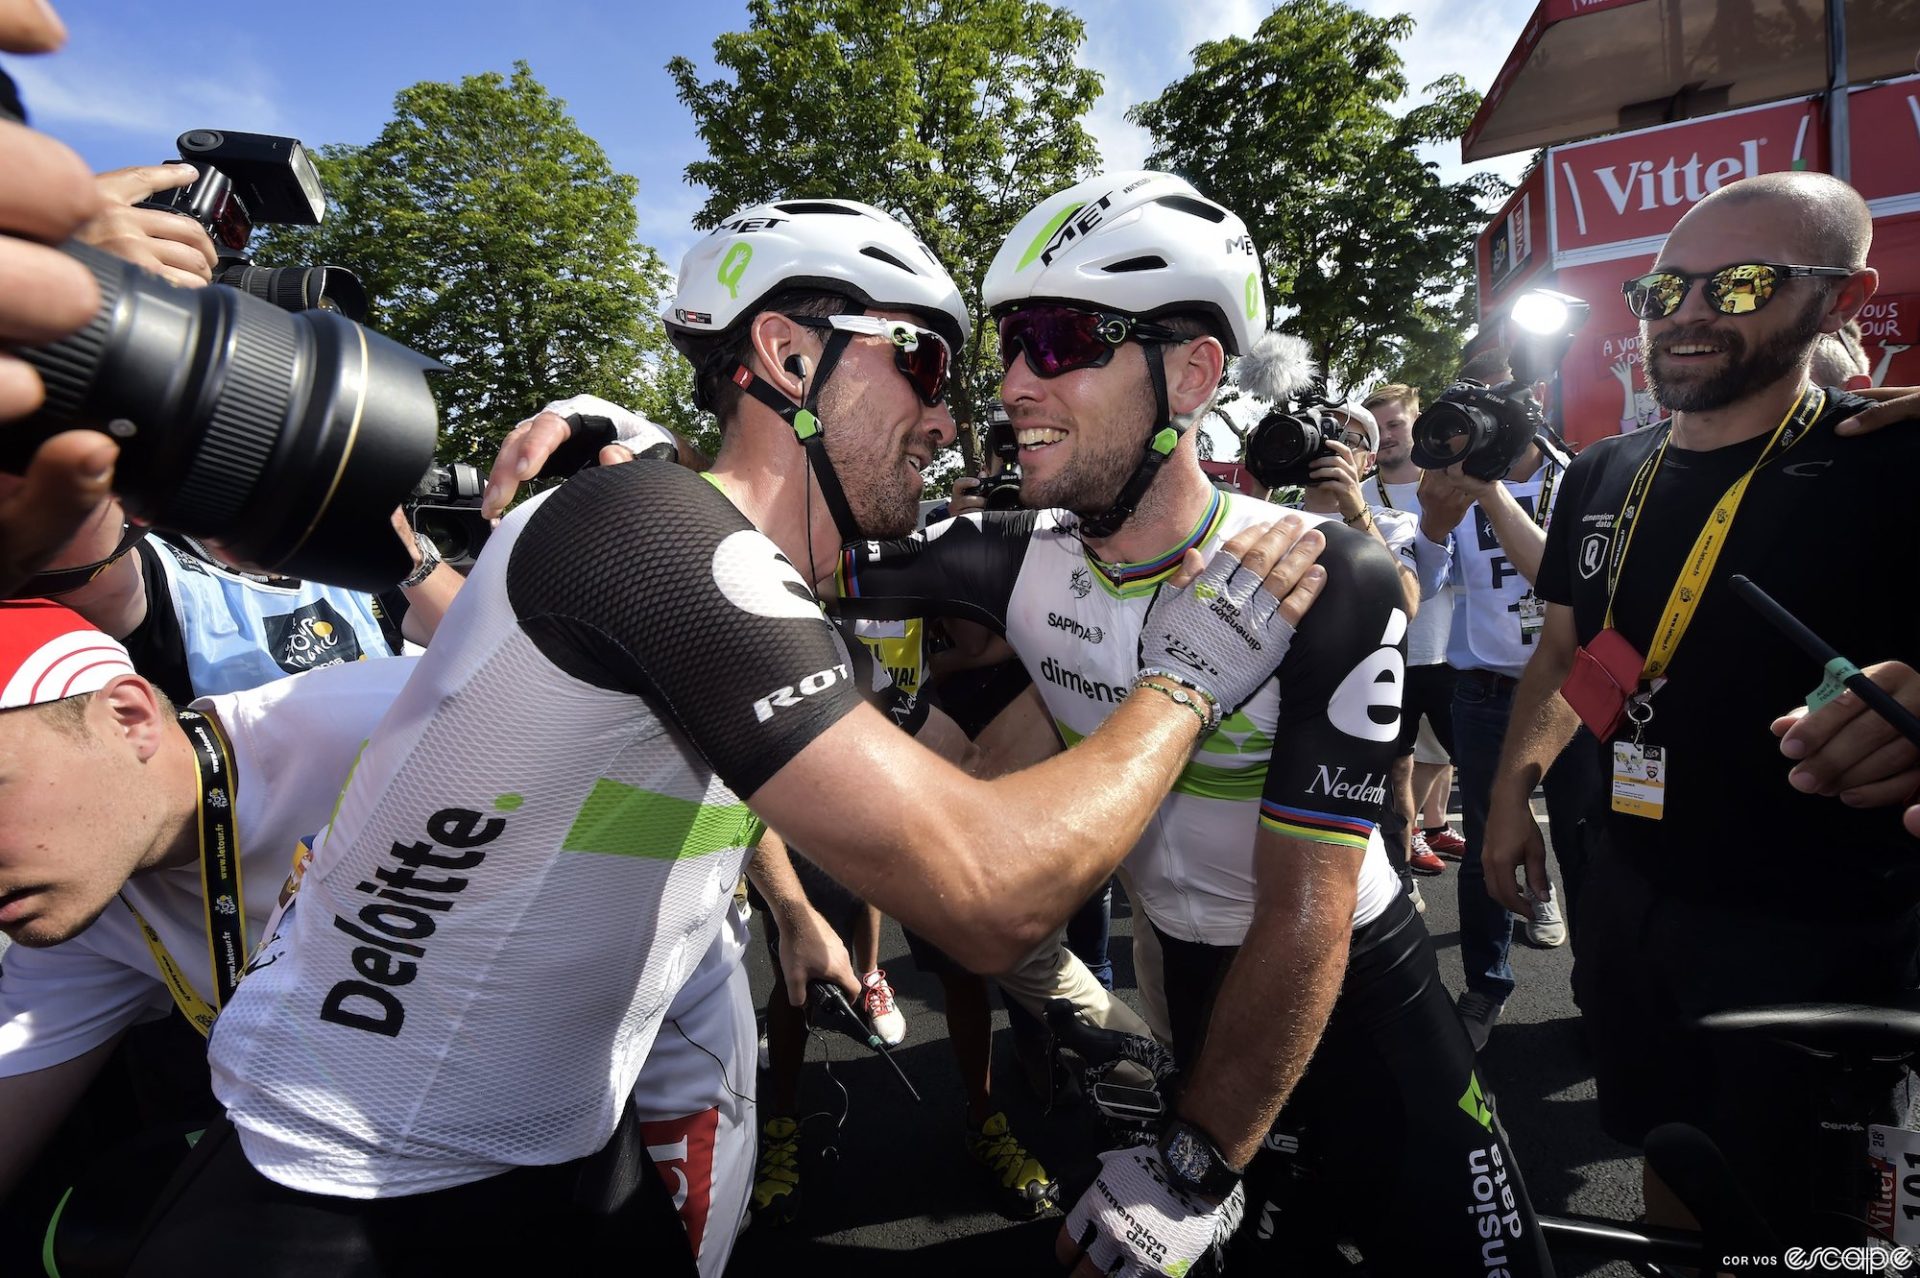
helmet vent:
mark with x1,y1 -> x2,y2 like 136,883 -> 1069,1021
1103,255 -> 1168,273
775,201 -> 863,216
1155,195 -> 1226,223
860,246 -> 915,273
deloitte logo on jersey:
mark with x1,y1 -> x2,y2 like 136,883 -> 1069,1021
1039,655 -> 1127,704
320,803 -> 511,1039
1307,765 -> 1387,807
1047,612 -> 1104,644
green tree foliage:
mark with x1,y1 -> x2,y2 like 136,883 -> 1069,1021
667,0 -> 1103,469
1130,0 -> 1500,409
252,64 -> 688,464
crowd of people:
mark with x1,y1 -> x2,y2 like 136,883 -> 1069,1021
6,1 -> 1920,1274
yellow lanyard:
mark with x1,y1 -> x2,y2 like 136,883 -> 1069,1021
1602,387 -> 1824,680
123,711 -> 247,1038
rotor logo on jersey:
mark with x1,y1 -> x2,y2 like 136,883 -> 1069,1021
1069,567 -> 1093,599
753,662 -> 851,722
1047,612 -> 1104,644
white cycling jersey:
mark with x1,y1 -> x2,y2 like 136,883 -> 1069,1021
839,488 -> 1407,947
210,462 -> 878,1198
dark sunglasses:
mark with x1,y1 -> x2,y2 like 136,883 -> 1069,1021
1621,262 -> 1854,321
789,314 -> 953,405
996,305 -> 1189,378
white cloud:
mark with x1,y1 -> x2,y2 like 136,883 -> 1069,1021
9,44 -> 288,148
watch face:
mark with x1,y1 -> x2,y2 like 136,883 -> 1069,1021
1165,1127 -> 1212,1183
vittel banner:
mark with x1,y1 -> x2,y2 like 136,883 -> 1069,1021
1549,98 -> 1824,254
1848,75 -> 1920,205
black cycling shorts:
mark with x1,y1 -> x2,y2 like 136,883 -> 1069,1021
127,1103 -> 697,1277
1154,893 -> 1554,1276
1394,661 -> 1458,757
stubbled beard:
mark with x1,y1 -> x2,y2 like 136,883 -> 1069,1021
1645,295 -> 1827,413
1018,417 -> 1144,516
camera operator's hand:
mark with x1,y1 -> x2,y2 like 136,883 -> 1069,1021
0,0 -> 67,50
1415,465 -> 1481,542
75,165 -> 218,289
0,124 -> 101,419
1304,439 -> 1367,521
1482,787 -> 1549,918
948,475 -> 988,516
1836,385 -> 1920,436
1771,660 -> 1920,809
0,433 -> 117,594
776,897 -> 859,1010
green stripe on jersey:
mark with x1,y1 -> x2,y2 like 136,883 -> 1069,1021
562,778 -> 758,861
1056,720 -> 1265,801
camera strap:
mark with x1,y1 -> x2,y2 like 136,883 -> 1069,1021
1601,385 -> 1823,681
121,710 -> 248,1038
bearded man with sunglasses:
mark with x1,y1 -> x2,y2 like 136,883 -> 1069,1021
1484,172 -> 1920,1242
836,172 -> 1556,1278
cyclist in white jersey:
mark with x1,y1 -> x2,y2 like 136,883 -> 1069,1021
122,198 -> 1327,1275
0,603 -> 763,1277
837,172 -> 1556,1277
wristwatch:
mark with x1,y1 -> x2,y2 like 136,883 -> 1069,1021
1159,1118 -> 1242,1201
398,532 -> 441,589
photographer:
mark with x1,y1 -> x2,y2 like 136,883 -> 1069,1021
1415,350 -> 1602,1051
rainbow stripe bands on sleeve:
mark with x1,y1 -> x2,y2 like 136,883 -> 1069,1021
1259,801 -> 1375,849
836,546 -> 860,597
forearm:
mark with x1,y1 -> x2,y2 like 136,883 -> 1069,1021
398,563 -> 463,644
744,827 -> 810,927
0,1036 -> 121,1202
1177,872 -> 1354,1169
1493,644 -> 1579,803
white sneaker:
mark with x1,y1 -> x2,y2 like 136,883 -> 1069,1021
757,1027 -> 770,1072
1407,879 -> 1426,914
1523,883 -> 1567,948
860,969 -> 907,1046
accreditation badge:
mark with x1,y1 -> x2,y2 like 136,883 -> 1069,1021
1610,741 -> 1667,820
1516,593 -> 1545,644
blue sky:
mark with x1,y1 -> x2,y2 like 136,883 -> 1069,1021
18,0 -> 1536,273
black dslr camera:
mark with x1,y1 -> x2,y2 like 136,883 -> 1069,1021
1409,380 -> 1544,481
3,130 -> 441,593
139,130 -> 368,319
1244,397 -> 1365,490
977,406 -> 1024,511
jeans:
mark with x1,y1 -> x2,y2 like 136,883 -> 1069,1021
1452,671 -> 1604,1001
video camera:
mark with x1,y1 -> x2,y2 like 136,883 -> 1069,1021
977,405 -> 1023,511
3,129 -> 441,593
407,463 -> 488,573
1244,396 -> 1369,491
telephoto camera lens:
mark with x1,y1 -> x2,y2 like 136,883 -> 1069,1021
1409,380 -> 1541,481
213,260 -> 370,322
2,242 -> 441,592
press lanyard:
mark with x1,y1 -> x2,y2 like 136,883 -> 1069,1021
1601,386 -> 1824,681
1531,461 -> 1558,530
122,709 -> 247,1037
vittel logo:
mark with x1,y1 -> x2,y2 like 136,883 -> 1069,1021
1591,138 -> 1763,217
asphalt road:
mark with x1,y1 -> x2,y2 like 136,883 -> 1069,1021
723,801 -> 1648,1277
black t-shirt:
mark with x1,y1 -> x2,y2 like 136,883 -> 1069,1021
1537,389 -> 1919,913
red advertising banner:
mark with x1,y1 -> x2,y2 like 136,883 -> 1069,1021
1849,76 -> 1920,204
1862,214 -> 1920,391
1477,166 -> 1550,317
1549,99 -> 1825,254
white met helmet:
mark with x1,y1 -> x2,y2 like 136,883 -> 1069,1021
663,198 -> 970,353
983,171 -> 1265,355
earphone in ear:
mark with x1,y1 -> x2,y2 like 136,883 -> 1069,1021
784,354 -> 809,379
